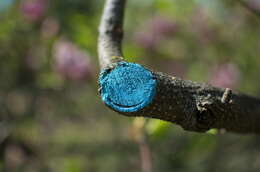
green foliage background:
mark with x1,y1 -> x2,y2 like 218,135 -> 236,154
0,0 -> 260,171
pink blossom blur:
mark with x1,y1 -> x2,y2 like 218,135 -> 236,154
248,0 -> 260,10
53,40 -> 93,81
135,16 -> 178,49
41,17 -> 60,38
209,63 -> 241,89
21,0 -> 46,22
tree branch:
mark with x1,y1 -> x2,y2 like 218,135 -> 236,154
98,0 -> 260,134
98,0 -> 126,68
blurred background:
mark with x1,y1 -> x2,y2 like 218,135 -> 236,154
0,0 -> 260,171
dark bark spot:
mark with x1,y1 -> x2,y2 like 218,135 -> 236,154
196,108 -> 214,132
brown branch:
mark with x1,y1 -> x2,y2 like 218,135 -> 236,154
98,0 -> 126,68
98,0 -> 260,134
129,74 -> 260,133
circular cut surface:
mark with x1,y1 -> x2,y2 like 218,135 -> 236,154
99,62 -> 156,112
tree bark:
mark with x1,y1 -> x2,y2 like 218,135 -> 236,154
98,0 -> 260,134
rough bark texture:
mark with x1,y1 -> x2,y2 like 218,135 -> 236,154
98,0 -> 260,134
127,72 -> 260,133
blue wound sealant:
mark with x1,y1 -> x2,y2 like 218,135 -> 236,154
99,62 -> 157,112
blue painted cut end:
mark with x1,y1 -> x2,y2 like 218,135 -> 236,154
99,62 -> 157,113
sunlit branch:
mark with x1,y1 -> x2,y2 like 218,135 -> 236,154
98,0 -> 260,134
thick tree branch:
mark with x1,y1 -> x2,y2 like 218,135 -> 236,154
98,0 -> 260,134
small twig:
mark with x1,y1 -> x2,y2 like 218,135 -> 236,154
221,88 -> 232,104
